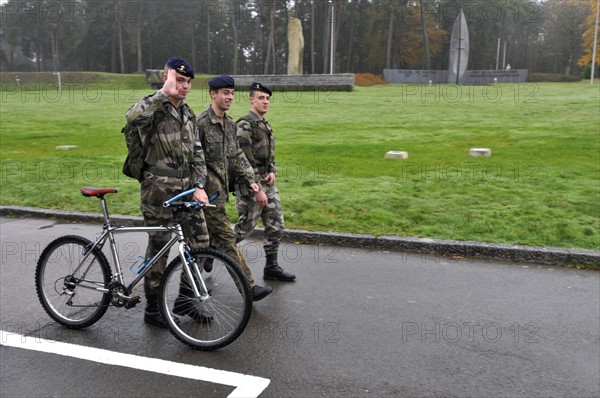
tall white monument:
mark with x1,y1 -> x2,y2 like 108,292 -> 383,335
448,9 -> 469,84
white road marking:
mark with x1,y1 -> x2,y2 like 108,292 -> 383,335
1,330 -> 270,398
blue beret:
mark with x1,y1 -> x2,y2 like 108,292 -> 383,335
250,82 -> 272,96
165,57 -> 194,79
208,75 -> 235,90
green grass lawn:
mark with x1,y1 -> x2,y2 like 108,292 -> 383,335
1,77 -> 598,250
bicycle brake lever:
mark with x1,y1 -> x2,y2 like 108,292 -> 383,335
190,202 -> 216,210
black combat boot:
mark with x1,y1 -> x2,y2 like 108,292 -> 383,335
173,283 -> 213,322
201,257 -> 213,273
264,252 -> 296,282
252,284 -> 273,301
144,295 -> 179,328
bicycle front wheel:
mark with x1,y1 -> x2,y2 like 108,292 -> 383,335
160,248 -> 253,350
35,235 -> 111,328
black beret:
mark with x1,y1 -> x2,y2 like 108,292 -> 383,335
250,82 -> 272,96
208,75 -> 235,90
165,57 -> 194,79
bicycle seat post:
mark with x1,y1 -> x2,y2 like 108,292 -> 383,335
80,188 -> 118,228
171,208 -> 187,242
99,195 -> 112,228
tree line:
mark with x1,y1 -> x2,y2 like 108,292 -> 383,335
0,0 -> 597,77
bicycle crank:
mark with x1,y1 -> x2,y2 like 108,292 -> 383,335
108,281 -> 140,309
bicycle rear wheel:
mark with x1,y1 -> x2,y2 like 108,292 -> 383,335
35,235 -> 111,328
160,248 -> 253,350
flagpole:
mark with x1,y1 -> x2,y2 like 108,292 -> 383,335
329,0 -> 335,75
591,0 -> 599,84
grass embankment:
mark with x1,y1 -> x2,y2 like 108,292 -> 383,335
0,74 -> 598,250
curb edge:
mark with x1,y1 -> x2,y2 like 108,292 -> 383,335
1,206 -> 598,267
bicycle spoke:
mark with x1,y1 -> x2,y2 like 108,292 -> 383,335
160,249 -> 252,350
36,236 -> 111,328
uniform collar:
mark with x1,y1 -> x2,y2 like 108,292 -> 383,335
248,110 -> 266,122
207,106 -> 228,124
164,99 -> 188,123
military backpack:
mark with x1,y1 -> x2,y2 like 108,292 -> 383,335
121,107 -> 167,182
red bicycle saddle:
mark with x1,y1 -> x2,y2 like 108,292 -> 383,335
80,187 -> 118,197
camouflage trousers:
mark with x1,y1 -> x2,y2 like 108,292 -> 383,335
234,184 -> 284,256
204,203 -> 256,287
141,177 -> 209,297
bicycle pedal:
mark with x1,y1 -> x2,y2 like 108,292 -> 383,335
124,295 -> 141,309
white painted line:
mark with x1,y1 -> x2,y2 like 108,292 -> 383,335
1,330 -> 270,398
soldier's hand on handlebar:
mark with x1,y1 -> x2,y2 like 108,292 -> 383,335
193,187 -> 209,205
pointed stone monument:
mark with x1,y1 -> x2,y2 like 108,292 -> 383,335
448,9 -> 469,84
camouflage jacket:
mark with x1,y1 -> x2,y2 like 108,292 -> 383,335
236,111 -> 277,178
125,91 -> 206,188
196,106 -> 255,203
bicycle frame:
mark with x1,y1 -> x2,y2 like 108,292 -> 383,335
71,194 -> 209,301
36,187 -> 252,351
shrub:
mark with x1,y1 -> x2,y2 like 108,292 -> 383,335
527,73 -> 581,82
355,73 -> 387,86
579,63 -> 600,79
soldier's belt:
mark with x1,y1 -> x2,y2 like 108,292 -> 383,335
147,166 -> 190,178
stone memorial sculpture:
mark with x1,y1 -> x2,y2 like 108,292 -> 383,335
287,17 -> 304,75
448,9 -> 469,84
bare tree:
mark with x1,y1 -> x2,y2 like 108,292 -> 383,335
311,0 -> 316,73
322,2 -> 331,73
231,0 -> 240,74
264,2 -> 276,74
346,0 -> 361,72
419,0 -> 431,69
117,17 -> 125,73
136,20 -> 143,72
385,12 -> 395,69
207,13 -> 212,74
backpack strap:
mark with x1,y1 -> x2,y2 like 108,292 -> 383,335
235,115 -> 258,132
140,104 -> 167,160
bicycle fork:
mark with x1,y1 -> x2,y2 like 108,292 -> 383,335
179,244 -> 211,302
120,224 -> 211,304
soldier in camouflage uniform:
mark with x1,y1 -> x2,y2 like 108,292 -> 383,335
196,75 -> 273,302
234,82 -> 296,282
126,57 -> 210,328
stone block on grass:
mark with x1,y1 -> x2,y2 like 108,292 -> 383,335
469,148 -> 491,157
385,151 -> 409,159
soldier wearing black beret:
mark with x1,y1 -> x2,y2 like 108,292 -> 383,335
234,82 -> 296,282
249,81 -> 272,97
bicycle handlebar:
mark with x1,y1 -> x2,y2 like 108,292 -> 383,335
162,189 -> 219,209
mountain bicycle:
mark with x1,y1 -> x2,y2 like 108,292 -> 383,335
35,187 -> 253,351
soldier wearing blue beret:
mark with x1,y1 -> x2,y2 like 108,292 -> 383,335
165,56 -> 195,79
126,57 -> 211,327
196,75 -> 273,301
208,75 -> 234,90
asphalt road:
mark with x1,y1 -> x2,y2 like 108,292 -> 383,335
1,216 -> 599,397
